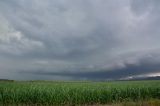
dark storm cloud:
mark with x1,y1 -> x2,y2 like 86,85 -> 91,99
0,0 -> 160,80
19,53 -> 160,80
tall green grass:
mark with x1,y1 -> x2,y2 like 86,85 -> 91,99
0,80 -> 160,105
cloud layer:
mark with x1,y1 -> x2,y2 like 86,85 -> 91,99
0,0 -> 160,80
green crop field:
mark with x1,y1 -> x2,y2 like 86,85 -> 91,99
0,80 -> 160,106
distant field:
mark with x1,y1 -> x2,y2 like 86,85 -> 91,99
0,80 -> 160,106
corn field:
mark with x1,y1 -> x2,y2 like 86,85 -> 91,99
0,80 -> 160,105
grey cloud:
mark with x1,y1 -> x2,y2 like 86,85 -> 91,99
0,0 -> 119,60
19,58 -> 160,80
0,0 -> 160,80
18,51 -> 160,80
130,0 -> 153,15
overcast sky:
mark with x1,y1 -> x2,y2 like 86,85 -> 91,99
0,0 -> 160,80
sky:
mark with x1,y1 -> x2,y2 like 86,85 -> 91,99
0,0 -> 160,80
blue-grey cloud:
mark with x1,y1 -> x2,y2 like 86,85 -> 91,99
0,0 -> 160,80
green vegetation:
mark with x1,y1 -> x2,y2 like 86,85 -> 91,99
0,80 -> 160,105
